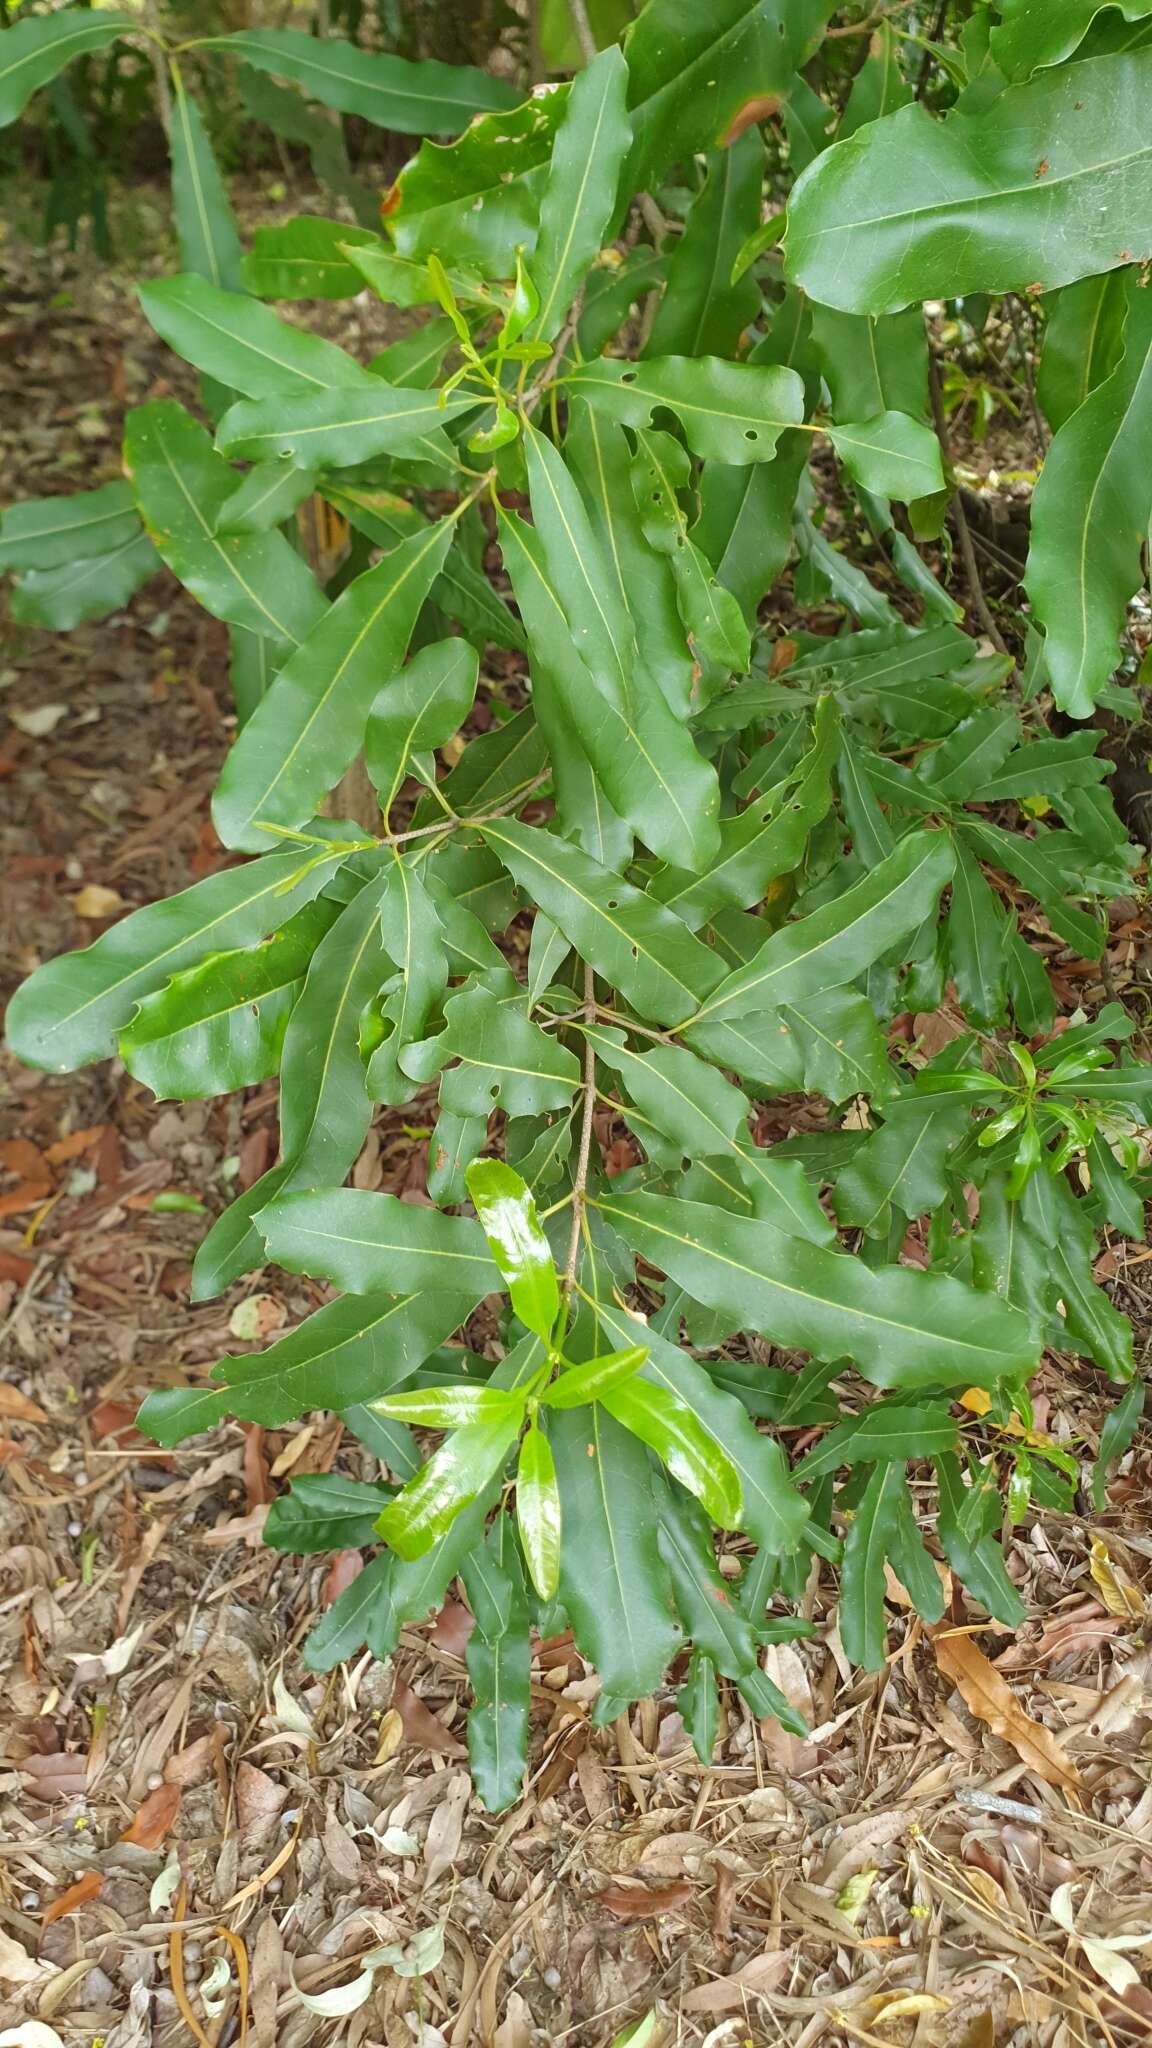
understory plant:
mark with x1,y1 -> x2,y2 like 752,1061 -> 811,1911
5,0 -> 1152,1809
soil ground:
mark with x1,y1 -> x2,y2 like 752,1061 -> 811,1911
2,193 -> 1152,2048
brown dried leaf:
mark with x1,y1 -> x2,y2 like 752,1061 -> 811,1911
394,1679 -> 467,1758
121,1781 -> 181,1848
322,1809 -> 363,1884
932,1628 -> 1082,1794
1089,1537 -> 1145,1620
42,1869 -> 104,1924
0,1928 -> 51,1985
0,1384 -> 49,1424
323,1550 -> 363,1607
236,1760 -> 288,1840
681,1948 -> 790,2014
595,1880 -> 693,1921
21,1751 -> 88,1802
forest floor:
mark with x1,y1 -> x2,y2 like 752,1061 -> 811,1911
2,192 -> 1152,2048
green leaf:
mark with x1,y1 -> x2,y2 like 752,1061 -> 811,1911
403,981 -> 581,1120
839,18 -> 911,136
274,867 -> 393,1186
125,401 -> 326,650
464,1518 -> 531,1810
623,0 -> 832,190
839,1461 -> 902,1670
810,305 -> 929,424
1026,274 -> 1152,717
786,50 -> 1152,313
138,275 -> 378,400
373,1386 -> 524,1427
543,1345 -> 649,1408
366,862 -> 448,1108
550,1404 -> 680,1699
216,463 -> 320,536
168,77 -> 243,293
630,428 -> 751,672
0,9 -> 129,128
528,47 -> 632,343
888,1478 -> 946,1624
498,505 -> 718,870
139,1289 -> 470,1439
563,354 -> 807,465
602,1375 -> 743,1527
0,481 -> 139,572
9,532 -> 160,630
212,518 -> 452,850
259,1187 -> 498,1299
197,27 -> 521,134
792,1403 -> 958,1483
657,1485 -> 761,1670
364,638 -> 479,819
689,987 -> 897,1106
466,1159 -> 560,1342
305,1493 -> 495,1669
947,841 -> 1009,1029
825,411 -> 944,503
934,1452 -> 1026,1625
243,217 -> 383,300
119,900 -> 333,1100
833,1089 -> 974,1235
329,481 -> 525,654
6,846 -> 346,1073
480,819 -> 724,1028
264,1473 -> 395,1552
1093,1376 -> 1146,1510
388,92 -> 567,275
991,0 -> 1152,76
376,1409 -> 520,1559
683,831 -> 954,1028
678,1648 -> 720,1763
516,1423 -> 562,1598
1086,1134 -> 1145,1239
693,436 -> 812,624
646,131 -> 764,360
595,1189 -> 1039,1392
215,381 -> 477,471
1036,271 -> 1128,432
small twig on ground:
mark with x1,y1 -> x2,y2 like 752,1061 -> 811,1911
929,354 -> 1009,654
563,962 -> 598,1292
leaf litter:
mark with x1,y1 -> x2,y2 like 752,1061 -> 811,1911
1,200 -> 1152,2048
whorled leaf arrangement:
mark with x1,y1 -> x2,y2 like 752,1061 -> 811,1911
4,0 -> 1152,1812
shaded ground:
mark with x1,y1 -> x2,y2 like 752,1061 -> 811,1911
3,205 -> 1152,2048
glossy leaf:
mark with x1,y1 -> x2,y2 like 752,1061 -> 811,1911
260,1187 -> 498,1300
9,532 -> 160,630
543,1345 -> 649,1408
377,1410 -> 520,1559
550,1405 -> 680,1700
168,78 -> 243,292
0,481 -> 139,572
596,1189 -> 1039,1391
528,47 -> 632,343
0,9 -> 130,128
364,638 -> 479,817
198,27 -> 521,134
403,981 -> 581,1119
6,846 -> 346,1073
516,1423 -> 562,1599
786,50 -> 1152,313
372,1386 -> 523,1428
991,0 -> 1152,76
466,1159 -> 560,1342
243,217 -> 383,299
601,1375 -> 743,1527
563,354 -> 807,464
213,518 -> 452,850
839,1460 -> 902,1670
215,381 -> 477,471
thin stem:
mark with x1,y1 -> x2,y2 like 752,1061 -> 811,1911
928,354 -> 1008,655
566,0 -> 599,63
1006,295 -> 1048,456
522,289 -> 587,416
563,962 -> 598,1294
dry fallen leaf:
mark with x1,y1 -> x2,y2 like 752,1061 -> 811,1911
394,1679 -> 467,1758
10,703 -> 68,737
229,1293 -> 287,1343
0,1930 -> 51,1987
932,1627 -> 1082,1795
236,1760 -> 288,1840
595,1880 -> 694,1921
42,1870 -> 103,1924
0,1384 -> 49,1424
1089,1537 -> 1145,1621
121,1781 -> 181,1849
67,883 -> 124,918
680,1949 -> 790,2015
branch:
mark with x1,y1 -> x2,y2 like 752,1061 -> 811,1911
567,0 -> 599,64
563,961 -> 598,1293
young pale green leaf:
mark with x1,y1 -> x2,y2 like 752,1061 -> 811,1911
138,275 -> 377,399
839,1461 -> 902,1670
602,1376 -> 743,1528
543,1346 -> 649,1408
212,519 -> 452,850
197,26 -> 521,133
0,9 -> 130,127
168,77 -> 244,292
646,130 -> 764,359
258,1187 -> 499,1300
0,481 -> 139,573
516,1423 -> 562,1599
264,1474 -> 395,1552
550,1405 -> 681,1700
1036,270 -> 1128,432
376,1411 -> 520,1560
480,819 -> 725,1028
364,638 -> 479,818
528,46 -> 632,343
139,1288 -> 470,1439
215,382 -> 477,471
596,1189 -> 1040,1392
465,1159 -> 559,1343
243,217 -> 383,299
786,50 -> 1152,313
1026,275 -> 1152,717
124,401 -> 326,650
403,982 -> 581,1120
372,1386 -> 524,1428
6,846 -> 346,1073
684,831 -> 955,1029
825,410 -> 945,503
119,901 -> 333,1100
562,354 -> 807,464
9,532 -> 160,631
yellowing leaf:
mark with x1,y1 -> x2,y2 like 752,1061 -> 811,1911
1088,1537 -> 1145,1620
959,1387 -> 992,1415
836,1866 -> 878,1923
